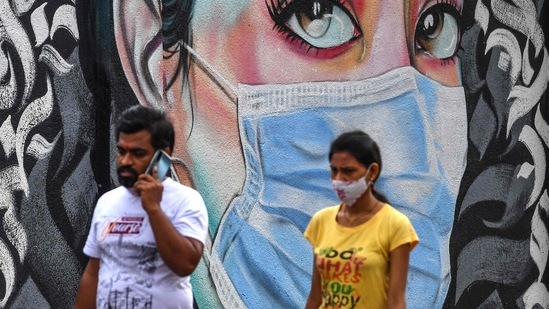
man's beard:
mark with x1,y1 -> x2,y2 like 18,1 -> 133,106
117,166 -> 139,188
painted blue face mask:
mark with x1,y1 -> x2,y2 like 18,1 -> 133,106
184,45 -> 467,309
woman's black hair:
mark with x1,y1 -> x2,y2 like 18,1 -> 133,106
329,130 -> 388,203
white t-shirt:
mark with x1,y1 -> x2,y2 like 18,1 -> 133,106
84,178 -> 208,309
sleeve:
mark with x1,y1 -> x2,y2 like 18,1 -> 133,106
304,212 -> 320,249
172,189 -> 209,245
389,212 -> 419,252
83,200 -> 102,258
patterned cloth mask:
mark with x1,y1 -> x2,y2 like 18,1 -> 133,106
332,176 -> 369,207
331,165 -> 372,207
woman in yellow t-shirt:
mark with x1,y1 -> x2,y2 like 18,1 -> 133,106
304,131 -> 419,309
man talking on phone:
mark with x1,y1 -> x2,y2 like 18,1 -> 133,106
75,105 -> 208,309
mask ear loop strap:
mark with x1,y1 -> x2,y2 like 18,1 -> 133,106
182,42 -> 239,103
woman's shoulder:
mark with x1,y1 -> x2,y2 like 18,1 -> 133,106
311,205 -> 340,221
379,203 -> 412,223
306,205 -> 339,237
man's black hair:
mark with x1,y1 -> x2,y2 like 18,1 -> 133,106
116,105 -> 175,152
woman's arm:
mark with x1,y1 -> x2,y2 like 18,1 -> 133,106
387,244 -> 411,309
305,255 -> 322,309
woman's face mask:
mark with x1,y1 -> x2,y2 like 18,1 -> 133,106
331,164 -> 373,207
331,175 -> 369,207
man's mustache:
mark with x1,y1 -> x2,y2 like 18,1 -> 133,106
117,166 -> 138,177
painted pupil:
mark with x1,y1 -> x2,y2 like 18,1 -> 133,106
295,0 -> 333,20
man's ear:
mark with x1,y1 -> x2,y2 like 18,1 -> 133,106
113,0 -> 164,109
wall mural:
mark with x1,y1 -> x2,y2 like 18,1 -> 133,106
0,0 -> 547,308
447,0 -> 549,307
0,0 -> 97,308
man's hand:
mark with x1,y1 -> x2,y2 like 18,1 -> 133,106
133,168 -> 204,277
134,167 -> 163,213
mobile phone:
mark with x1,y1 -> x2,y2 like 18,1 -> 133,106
145,149 -> 172,180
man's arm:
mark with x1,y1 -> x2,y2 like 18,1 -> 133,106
134,172 -> 204,277
74,258 -> 99,309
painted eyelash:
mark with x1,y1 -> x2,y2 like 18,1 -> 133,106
266,0 -> 309,51
436,0 -> 462,12
440,57 -> 457,66
416,0 -> 463,29
265,0 -> 356,54
266,0 -> 350,17
266,0 -> 290,19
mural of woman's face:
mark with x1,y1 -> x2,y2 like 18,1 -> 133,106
179,0 -> 464,219
189,0 -> 462,85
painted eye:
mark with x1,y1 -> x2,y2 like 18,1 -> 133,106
268,0 -> 362,56
415,3 -> 461,59
286,0 -> 358,48
290,0 -> 334,38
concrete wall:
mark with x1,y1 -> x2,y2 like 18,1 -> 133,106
0,0 -> 547,308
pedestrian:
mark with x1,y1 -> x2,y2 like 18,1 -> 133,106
74,105 -> 208,308
305,130 -> 419,309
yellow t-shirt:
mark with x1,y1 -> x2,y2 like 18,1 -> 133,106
304,204 -> 419,309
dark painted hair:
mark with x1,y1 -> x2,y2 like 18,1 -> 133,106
329,130 -> 388,203
163,0 -> 194,88
116,105 -> 175,152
